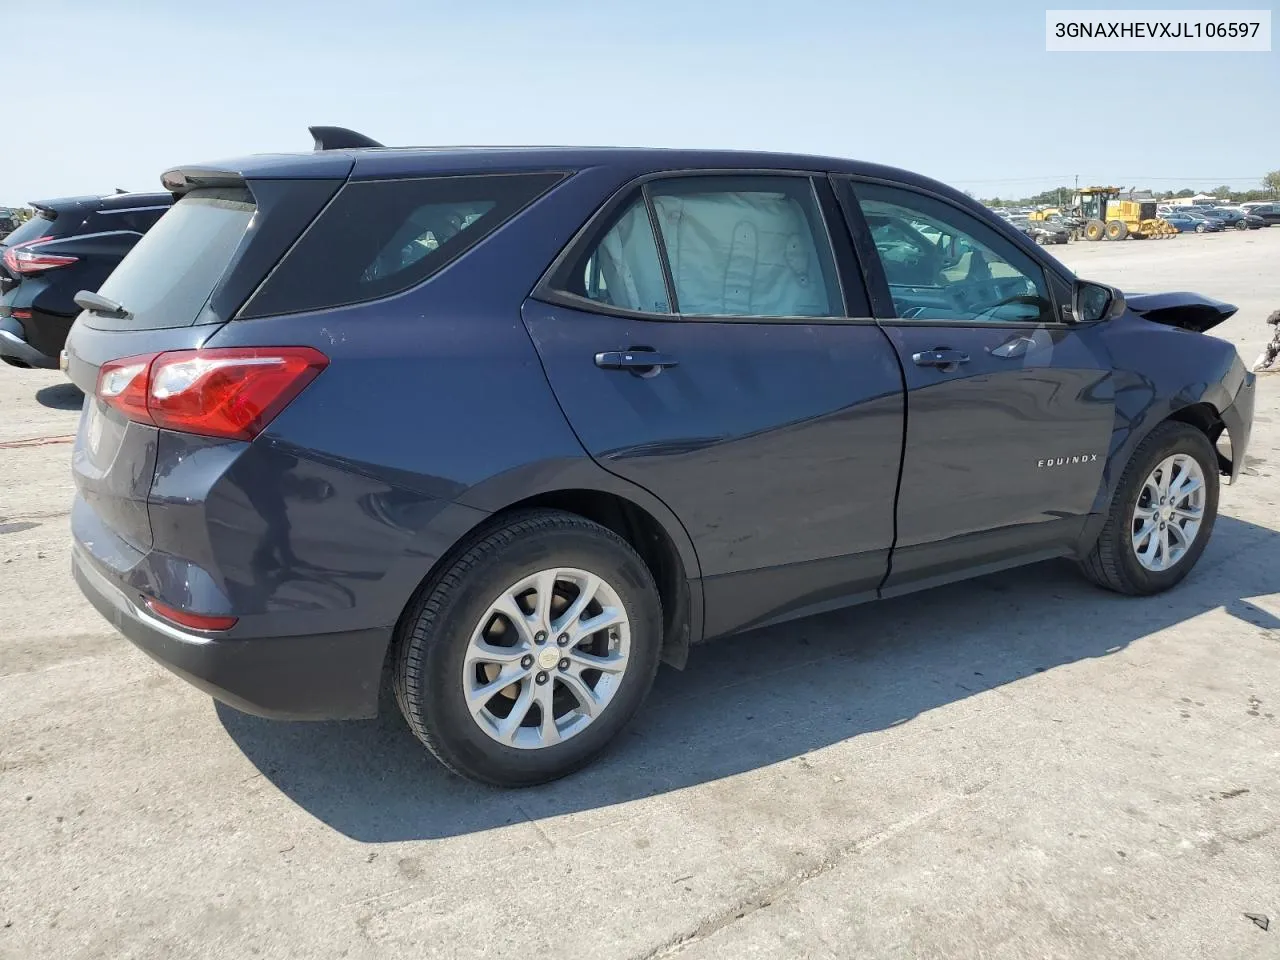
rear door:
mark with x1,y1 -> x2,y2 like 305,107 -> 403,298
837,178 -> 1115,593
524,172 -> 905,637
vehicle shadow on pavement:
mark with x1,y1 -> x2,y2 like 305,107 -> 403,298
35,382 -> 84,411
217,513 -> 1280,842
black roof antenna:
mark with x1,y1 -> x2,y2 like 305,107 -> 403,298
114,187 -> 128,194
309,126 -> 384,151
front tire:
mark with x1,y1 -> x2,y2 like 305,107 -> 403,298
1196,223 -> 1207,233
394,510 -> 663,786
1079,422 -> 1219,595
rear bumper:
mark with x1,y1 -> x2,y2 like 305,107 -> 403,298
0,316 -> 57,367
73,546 -> 388,720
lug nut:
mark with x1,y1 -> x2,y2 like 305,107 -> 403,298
521,655 -> 534,669
557,634 -> 570,647
535,671 -> 549,685
535,631 -> 547,644
558,658 -> 569,671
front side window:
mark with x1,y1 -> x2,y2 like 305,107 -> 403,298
853,183 -> 1053,323
648,176 -> 840,318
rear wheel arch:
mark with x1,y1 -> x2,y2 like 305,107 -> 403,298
393,486 -> 702,677
507,490 -> 698,667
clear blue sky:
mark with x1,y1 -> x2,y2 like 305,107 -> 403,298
2,0 -> 1276,204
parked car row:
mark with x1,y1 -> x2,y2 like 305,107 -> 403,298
55,126 -> 1257,786
0,191 -> 172,367
1156,203 -> 1272,232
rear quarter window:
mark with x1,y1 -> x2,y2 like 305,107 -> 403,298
239,172 -> 565,318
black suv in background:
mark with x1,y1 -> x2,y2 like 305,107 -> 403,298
0,192 -> 172,368
1240,202 -> 1280,226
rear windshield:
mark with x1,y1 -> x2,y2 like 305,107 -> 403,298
87,189 -> 254,331
240,172 -> 564,318
2,213 -> 59,248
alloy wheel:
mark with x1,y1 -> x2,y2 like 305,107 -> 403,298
462,568 -> 630,749
1131,454 -> 1206,572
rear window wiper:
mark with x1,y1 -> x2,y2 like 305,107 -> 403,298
74,290 -> 130,319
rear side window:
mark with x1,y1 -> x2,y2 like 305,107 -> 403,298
241,173 -> 564,318
88,189 -> 254,331
648,176 -> 841,318
547,175 -> 845,319
567,194 -> 672,314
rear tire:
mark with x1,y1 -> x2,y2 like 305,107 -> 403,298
1085,219 -> 1106,241
1235,220 -> 1249,231
394,510 -> 663,787
1105,220 -> 1129,241
1078,422 -> 1219,595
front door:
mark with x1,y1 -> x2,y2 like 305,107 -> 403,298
839,179 -> 1115,592
525,173 -> 904,637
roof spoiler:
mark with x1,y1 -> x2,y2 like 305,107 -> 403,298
309,126 -> 384,151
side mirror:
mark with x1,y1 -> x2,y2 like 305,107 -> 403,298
1072,280 -> 1125,323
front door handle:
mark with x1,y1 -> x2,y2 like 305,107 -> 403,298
911,348 -> 970,368
594,349 -> 679,372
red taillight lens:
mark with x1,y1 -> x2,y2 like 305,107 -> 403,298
2,237 -> 78,275
144,598 -> 237,632
95,347 -> 328,440
97,354 -> 153,421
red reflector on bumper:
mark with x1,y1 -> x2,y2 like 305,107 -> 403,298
144,598 -> 237,632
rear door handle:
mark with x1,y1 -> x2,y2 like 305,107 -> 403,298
911,348 -> 970,368
594,350 -> 679,371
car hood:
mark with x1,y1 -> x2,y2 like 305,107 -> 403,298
1124,291 -> 1238,332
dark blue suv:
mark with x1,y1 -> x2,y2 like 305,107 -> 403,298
66,128 -> 1255,786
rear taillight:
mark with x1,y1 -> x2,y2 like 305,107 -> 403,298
2,237 -> 77,275
96,347 -> 328,440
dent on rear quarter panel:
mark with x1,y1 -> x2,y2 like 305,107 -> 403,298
1091,313 -> 1238,513
196,165 -> 653,635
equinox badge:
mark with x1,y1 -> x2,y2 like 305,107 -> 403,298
1038,454 -> 1100,467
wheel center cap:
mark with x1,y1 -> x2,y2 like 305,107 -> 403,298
1159,505 -> 1173,522
537,647 -> 560,670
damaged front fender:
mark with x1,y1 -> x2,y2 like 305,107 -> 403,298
1123,291 -> 1238,332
